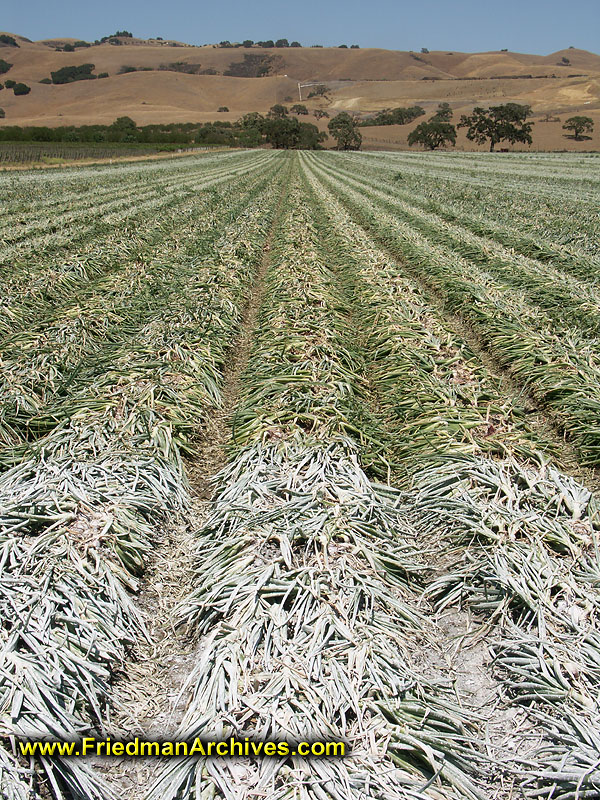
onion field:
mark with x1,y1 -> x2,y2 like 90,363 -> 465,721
1,149 -> 600,800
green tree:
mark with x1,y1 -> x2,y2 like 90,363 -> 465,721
109,116 -> 139,141
290,103 -> 308,115
328,112 -> 362,150
408,121 -> 457,150
313,109 -> 329,119
268,103 -> 288,118
431,102 -> 452,122
0,59 -> 12,75
63,43 -> 75,52
263,116 -> 300,148
458,103 -> 534,151
217,106 -> 229,112
290,41 -> 302,47
112,115 -> 137,129
562,115 -> 594,140
242,40 -> 254,47
297,122 -> 327,149
275,39 -> 289,47
240,111 -> 265,129
13,83 -> 31,96
0,35 -> 18,47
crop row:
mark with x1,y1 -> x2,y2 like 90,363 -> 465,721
0,160 -> 284,458
312,155 -> 600,333
352,150 -> 600,203
0,162 -> 288,800
148,170 -> 519,800
303,151 -> 600,799
305,153 -> 600,467
0,151 -> 276,280
325,151 -> 600,282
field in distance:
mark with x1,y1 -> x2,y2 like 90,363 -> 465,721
1,149 -> 600,799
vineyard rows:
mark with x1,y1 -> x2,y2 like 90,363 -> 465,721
0,149 -> 599,800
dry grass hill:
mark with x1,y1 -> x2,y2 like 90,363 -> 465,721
1,32 -> 599,150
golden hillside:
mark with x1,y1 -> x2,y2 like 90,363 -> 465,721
1,33 -> 598,149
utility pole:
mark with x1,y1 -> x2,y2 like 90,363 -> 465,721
297,81 -> 324,101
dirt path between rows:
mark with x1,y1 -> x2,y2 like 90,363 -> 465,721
96,167 -> 290,800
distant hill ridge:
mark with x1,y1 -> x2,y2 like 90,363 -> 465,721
0,31 -> 598,152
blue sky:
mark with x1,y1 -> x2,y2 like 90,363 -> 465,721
6,0 -> 599,53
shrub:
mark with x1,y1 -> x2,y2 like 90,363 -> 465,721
63,43 -> 75,52
217,106 -> 229,112
359,105 -> 425,126
0,108 -> 4,118
224,54 -> 275,77
118,65 -> 137,73
13,83 -> 31,96
74,41 -> 91,48
269,104 -> 288,118
0,59 -> 12,74
51,64 -> 96,84
350,44 -> 360,48
4,79 -> 16,88
39,77 -> 52,84
0,35 -> 18,47
98,72 -> 109,78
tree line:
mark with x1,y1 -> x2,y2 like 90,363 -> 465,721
371,102 -> 595,151
0,105 -> 593,152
